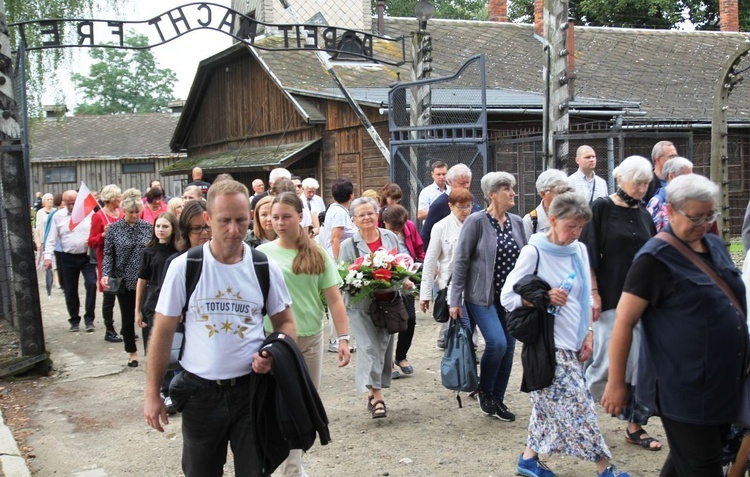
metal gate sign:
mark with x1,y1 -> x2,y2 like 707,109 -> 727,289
11,2 -> 406,66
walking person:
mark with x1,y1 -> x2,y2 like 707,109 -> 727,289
581,155 -> 661,451
102,189 -> 152,367
88,184 -> 124,342
449,172 -> 527,421
602,174 -> 747,476
380,203 -> 424,379
143,180 -> 295,476
257,191 -> 350,476
503,191 -> 631,477
135,212 -> 180,350
339,197 -> 403,419
44,189 -> 98,332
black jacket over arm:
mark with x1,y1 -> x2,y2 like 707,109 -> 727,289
249,332 -> 331,475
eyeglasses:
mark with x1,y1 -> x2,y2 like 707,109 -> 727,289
189,225 -> 211,234
674,208 -> 720,227
355,212 -> 377,219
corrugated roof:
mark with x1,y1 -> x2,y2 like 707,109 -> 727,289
30,112 -> 181,161
160,139 -> 321,175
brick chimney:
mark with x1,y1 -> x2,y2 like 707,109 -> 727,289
488,0 -> 508,22
534,0 -> 544,36
719,0 -> 739,32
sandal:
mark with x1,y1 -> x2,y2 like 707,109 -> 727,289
367,395 -> 375,411
625,427 -> 662,451
395,359 -> 414,375
371,400 -> 387,419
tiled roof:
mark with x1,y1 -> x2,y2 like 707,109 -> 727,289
30,112 -> 181,161
249,18 -> 750,122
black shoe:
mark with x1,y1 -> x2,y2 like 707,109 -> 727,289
494,400 -> 516,422
478,391 -> 497,416
105,331 -> 123,343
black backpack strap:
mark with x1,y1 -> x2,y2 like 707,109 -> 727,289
530,209 -> 538,234
178,245 -> 204,361
532,245 -> 540,275
250,247 -> 270,316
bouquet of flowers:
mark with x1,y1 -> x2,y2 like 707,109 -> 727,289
339,247 -> 421,303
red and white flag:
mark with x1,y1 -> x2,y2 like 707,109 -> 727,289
69,182 -> 99,230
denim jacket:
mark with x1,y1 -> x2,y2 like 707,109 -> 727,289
449,211 -> 526,308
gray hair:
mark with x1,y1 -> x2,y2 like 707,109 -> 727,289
100,184 -> 122,203
613,155 -> 653,186
666,174 -> 718,210
446,163 -> 472,185
349,197 -> 379,216
663,157 -> 693,179
301,177 -> 319,189
182,185 -> 203,199
120,188 -> 143,213
269,168 -> 291,185
480,171 -> 516,199
535,169 -> 568,193
651,140 -> 675,162
548,191 -> 592,222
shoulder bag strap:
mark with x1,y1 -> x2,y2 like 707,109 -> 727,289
655,232 -> 745,319
532,245 -> 540,275
589,178 -> 596,204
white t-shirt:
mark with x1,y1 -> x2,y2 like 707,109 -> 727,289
324,203 -> 354,257
156,242 -> 292,380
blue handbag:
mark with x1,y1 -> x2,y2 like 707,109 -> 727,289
441,318 -> 478,398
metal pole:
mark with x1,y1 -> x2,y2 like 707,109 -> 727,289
18,41 -> 30,201
276,0 -> 391,164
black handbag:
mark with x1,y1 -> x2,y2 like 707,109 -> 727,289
368,293 -> 409,334
432,276 -> 451,323
103,277 -> 124,295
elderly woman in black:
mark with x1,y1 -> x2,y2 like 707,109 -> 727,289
581,155 -> 659,450
603,174 -> 749,476
449,171 -> 527,421
102,189 -> 153,367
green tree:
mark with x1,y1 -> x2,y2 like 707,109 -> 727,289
72,34 -> 176,114
507,0 -> 750,31
373,0 -> 488,21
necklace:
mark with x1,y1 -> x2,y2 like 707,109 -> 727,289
615,188 -> 641,208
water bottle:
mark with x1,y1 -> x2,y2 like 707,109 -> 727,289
547,272 -> 575,315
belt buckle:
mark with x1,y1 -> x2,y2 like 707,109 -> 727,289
215,378 -> 237,387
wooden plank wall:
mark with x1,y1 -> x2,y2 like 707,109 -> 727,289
30,157 -> 182,198
185,54 -> 309,150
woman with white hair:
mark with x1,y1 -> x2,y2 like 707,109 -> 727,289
603,174 -> 747,475
522,169 -> 571,240
449,171 -> 527,421
339,197 -> 401,419
581,155 -> 661,451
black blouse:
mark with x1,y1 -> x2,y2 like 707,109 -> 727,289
580,197 -> 656,311
138,242 -> 178,316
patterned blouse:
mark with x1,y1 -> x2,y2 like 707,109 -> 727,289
102,219 -> 153,291
486,211 -> 521,300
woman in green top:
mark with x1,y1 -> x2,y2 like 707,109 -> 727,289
258,191 -> 351,477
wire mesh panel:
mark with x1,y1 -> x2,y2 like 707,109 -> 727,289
389,55 -> 488,218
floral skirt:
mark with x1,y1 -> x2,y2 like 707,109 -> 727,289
527,349 -> 611,462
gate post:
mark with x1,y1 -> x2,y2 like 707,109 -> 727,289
711,40 -> 750,244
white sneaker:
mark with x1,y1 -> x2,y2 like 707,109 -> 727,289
164,396 -> 177,415
327,339 -> 339,353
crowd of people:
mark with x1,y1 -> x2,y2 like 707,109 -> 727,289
31,141 -> 750,477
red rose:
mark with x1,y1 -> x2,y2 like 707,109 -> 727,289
372,268 -> 392,281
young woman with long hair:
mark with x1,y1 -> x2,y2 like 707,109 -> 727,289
257,191 -> 350,476
135,212 -> 181,350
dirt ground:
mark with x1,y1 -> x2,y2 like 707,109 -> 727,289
0,275 -> 669,476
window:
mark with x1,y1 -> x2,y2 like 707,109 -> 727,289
44,166 -> 76,184
122,162 -> 154,174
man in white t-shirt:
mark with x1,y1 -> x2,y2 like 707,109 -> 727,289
143,180 -> 295,476
417,161 -> 450,221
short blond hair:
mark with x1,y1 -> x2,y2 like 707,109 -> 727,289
207,180 -> 249,213
120,188 -> 143,213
